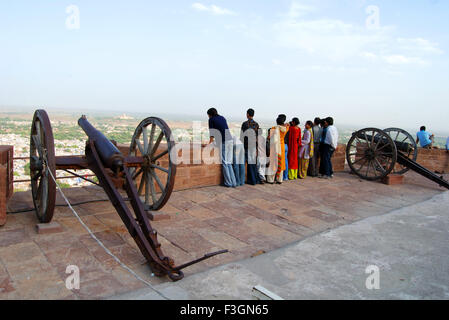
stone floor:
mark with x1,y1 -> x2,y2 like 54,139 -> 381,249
1,171 -> 447,299
118,190 -> 449,300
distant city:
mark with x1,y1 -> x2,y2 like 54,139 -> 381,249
1,108 -> 447,192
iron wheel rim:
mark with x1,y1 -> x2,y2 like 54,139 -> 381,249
30,109 -> 56,223
346,128 -> 397,181
383,127 -> 417,175
129,117 -> 176,211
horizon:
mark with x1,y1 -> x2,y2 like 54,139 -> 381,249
2,104 -> 449,137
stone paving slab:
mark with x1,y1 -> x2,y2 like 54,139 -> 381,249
1,171 -> 447,299
126,191 -> 449,300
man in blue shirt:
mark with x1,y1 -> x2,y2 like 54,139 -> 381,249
207,108 -> 237,188
416,126 -> 434,149
319,117 -> 338,179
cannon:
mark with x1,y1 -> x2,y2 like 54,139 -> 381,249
346,127 -> 449,189
29,109 -> 227,281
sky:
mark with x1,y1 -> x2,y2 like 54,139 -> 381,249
1,0 -> 448,133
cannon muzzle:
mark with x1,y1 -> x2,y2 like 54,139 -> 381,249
78,115 -> 124,171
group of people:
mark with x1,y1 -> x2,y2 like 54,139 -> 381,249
207,108 -> 339,188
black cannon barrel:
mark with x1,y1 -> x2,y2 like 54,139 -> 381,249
78,115 -> 124,170
356,132 -> 412,153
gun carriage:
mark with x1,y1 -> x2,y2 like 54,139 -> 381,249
346,127 -> 449,189
29,109 -> 226,281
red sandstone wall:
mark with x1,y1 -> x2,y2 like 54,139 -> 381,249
118,142 -> 347,191
416,148 -> 449,173
118,143 -> 222,191
316,143 -> 346,172
331,144 -> 346,172
0,146 -> 14,226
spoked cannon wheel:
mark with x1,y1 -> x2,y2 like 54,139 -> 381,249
30,110 -> 56,223
346,128 -> 397,181
383,128 -> 417,175
129,117 -> 176,211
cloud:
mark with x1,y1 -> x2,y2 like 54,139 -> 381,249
272,1 -> 443,66
397,38 -> 443,55
275,17 -> 390,60
362,52 -> 428,66
286,2 -> 316,18
192,3 -> 236,15
382,55 -> 428,66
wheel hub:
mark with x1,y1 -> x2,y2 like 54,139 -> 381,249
143,154 -> 152,168
30,155 -> 43,172
364,148 -> 376,160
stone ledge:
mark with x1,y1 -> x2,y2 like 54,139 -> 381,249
118,143 -> 347,191
35,222 -> 64,234
416,147 -> 449,173
0,165 -> 7,226
382,174 -> 404,186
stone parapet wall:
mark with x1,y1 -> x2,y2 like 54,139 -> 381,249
331,144 -> 346,172
416,147 -> 449,173
0,145 -> 14,226
118,142 -> 347,191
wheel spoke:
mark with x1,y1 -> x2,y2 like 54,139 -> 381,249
32,135 -> 43,158
151,164 -> 169,173
143,127 -> 148,154
132,168 -> 143,180
400,136 -> 409,144
148,124 -> 156,157
138,173 -> 145,195
150,170 -> 165,193
395,131 -> 400,142
41,173 -> 48,213
365,160 -> 372,177
136,139 -> 144,155
373,134 -> 384,152
352,156 -> 368,166
375,142 -> 390,152
150,132 -> 164,159
145,171 -> 150,205
363,132 -> 371,149
354,136 -> 367,147
37,177 -> 43,200
349,152 -> 365,159
148,170 -> 157,204
374,158 -> 386,173
35,121 -> 41,142
152,149 -> 168,161
356,157 -> 369,172
371,160 -> 378,177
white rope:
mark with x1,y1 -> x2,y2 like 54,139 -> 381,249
47,169 -> 170,300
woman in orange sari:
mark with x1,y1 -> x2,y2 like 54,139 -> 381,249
266,115 -> 289,184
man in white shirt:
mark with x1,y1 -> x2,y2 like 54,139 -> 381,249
319,117 -> 339,179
